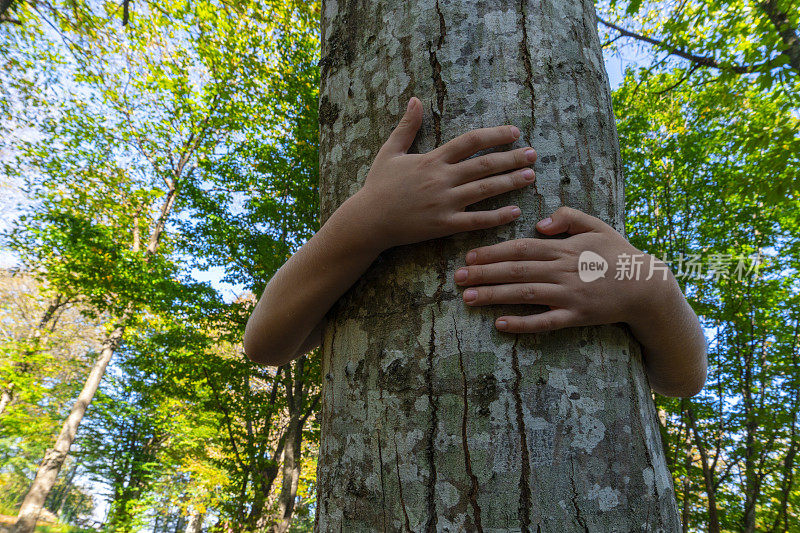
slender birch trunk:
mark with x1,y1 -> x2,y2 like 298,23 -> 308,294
0,388 -> 13,418
315,0 -> 680,529
184,510 -> 204,533
272,414 -> 303,533
686,406 -> 721,533
13,326 -> 124,533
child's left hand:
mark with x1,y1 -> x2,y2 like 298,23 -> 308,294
454,206 -> 672,333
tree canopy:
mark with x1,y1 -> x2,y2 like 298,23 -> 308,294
0,0 -> 798,530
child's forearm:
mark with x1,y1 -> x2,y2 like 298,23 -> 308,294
626,272 -> 708,398
244,191 -> 383,366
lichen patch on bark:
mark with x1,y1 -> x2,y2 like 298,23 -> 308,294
316,0 -> 680,530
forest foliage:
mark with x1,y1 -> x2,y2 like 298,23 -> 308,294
0,0 -> 798,531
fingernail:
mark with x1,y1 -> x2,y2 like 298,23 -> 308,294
496,319 -> 508,330
510,126 -> 521,139
466,251 -> 477,264
538,217 -> 552,228
525,149 -> 537,162
520,168 -> 535,181
455,268 -> 468,282
511,207 -> 522,217
463,289 -> 477,302
407,98 -> 414,112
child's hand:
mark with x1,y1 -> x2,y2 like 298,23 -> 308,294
355,96 -> 538,250
454,206 -> 671,333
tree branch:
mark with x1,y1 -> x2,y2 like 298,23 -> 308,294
760,0 -> 800,75
0,0 -> 14,21
121,0 -> 131,26
597,16 -> 771,74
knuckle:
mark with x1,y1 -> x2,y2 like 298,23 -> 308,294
555,205 -> 574,218
478,156 -> 493,172
539,314 -> 555,331
513,239 -> 530,257
510,263 -> 527,279
520,284 -> 538,302
478,180 -> 492,196
437,214 -> 456,232
561,255 -> 580,273
562,245 -> 579,258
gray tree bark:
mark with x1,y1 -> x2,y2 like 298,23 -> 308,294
315,0 -> 680,530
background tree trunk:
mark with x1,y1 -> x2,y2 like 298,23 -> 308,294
184,510 -> 204,533
13,326 -> 124,533
315,0 -> 680,530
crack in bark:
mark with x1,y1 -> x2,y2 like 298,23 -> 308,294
428,0 -> 447,147
394,434 -> 413,532
510,337 -> 532,531
518,0 -> 536,138
379,372 -> 412,532
377,429 -> 387,531
453,316 -> 483,532
324,319 -> 339,430
425,316 -> 439,532
567,67 -> 596,215
569,460 -> 590,532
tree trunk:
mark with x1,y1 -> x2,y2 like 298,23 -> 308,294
272,415 -> 303,533
315,0 -> 680,530
0,386 -> 13,417
185,510 -> 204,533
681,443 -> 691,533
13,326 -> 124,533
686,406 -> 720,533
0,0 -> 14,21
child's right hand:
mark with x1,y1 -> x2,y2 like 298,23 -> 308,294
352,96 -> 538,251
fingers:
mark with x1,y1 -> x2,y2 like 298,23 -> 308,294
464,238 -> 563,265
453,260 -> 561,286
453,147 -> 537,184
433,125 -> 521,163
461,282 -> 566,307
452,168 -> 536,207
536,206 -> 607,236
382,97 -> 423,154
495,309 -> 579,333
449,205 -> 522,233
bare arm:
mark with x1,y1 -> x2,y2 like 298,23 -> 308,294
244,97 -> 539,366
243,193 -> 384,366
625,272 -> 707,397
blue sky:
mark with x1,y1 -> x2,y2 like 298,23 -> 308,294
1,42 -> 651,301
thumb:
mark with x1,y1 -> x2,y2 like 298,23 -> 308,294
536,206 -> 604,235
383,97 -> 422,154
